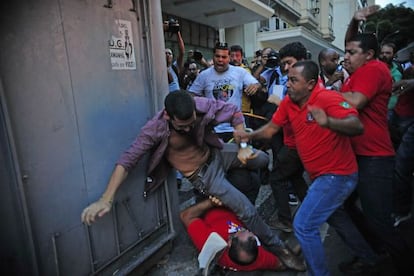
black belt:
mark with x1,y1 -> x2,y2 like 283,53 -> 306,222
186,150 -> 214,182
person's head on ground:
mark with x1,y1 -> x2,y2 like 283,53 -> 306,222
344,33 -> 378,74
213,42 -> 231,73
379,42 -> 397,66
164,90 -> 196,134
230,45 -> 244,66
279,42 -> 307,74
228,229 -> 259,266
287,60 -> 319,107
318,48 -> 341,75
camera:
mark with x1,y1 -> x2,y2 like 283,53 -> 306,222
336,65 -> 343,72
265,50 -> 279,69
165,18 -> 180,33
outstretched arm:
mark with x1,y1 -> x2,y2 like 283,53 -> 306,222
81,165 -> 128,225
176,31 -> 185,72
345,5 -> 380,43
234,121 -> 281,144
180,198 -> 219,228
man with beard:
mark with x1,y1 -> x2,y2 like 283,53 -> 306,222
318,48 -> 348,91
379,42 -> 403,112
81,91 -> 306,272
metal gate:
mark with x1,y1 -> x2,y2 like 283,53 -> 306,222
0,1 -> 178,275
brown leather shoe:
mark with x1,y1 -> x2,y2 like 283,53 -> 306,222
271,246 -> 306,272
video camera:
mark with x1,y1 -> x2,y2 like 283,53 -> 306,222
265,50 -> 279,69
165,18 -> 180,33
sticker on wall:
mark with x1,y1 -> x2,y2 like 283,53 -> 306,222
109,19 -> 136,70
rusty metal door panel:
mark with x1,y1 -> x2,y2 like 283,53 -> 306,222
0,0 -> 175,275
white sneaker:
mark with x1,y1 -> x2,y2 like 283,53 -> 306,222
288,193 -> 299,206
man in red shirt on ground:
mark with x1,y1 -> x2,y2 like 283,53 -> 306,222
180,197 -> 286,274
234,60 -> 379,275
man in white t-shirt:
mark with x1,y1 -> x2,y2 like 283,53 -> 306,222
189,42 -> 263,204
189,42 -> 260,137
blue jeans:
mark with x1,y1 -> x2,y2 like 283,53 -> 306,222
293,173 -> 358,276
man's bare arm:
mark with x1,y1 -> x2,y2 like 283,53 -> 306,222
345,5 -> 380,43
180,199 -> 215,228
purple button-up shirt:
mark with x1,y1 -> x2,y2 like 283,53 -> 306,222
116,96 -> 244,197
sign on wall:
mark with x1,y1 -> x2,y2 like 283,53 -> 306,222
109,19 -> 136,70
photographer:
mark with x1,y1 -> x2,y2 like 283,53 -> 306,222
164,18 -> 185,92
188,49 -> 211,72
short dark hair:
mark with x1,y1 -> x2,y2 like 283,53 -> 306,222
381,42 -> 397,54
292,60 -> 319,82
348,33 -> 379,58
164,90 -> 195,120
228,235 -> 258,266
230,45 -> 243,55
214,42 -> 229,54
279,42 -> 307,61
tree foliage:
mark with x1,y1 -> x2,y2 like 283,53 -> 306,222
364,3 -> 414,51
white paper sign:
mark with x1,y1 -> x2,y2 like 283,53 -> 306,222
109,19 -> 136,70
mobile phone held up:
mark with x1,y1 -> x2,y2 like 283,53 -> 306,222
336,65 -> 343,72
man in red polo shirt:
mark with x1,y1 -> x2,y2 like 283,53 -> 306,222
339,5 -> 408,274
234,60 -> 380,275
180,197 -> 285,273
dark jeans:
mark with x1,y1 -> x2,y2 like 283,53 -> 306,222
269,146 -> 308,222
346,156 -> 405,257
393,122 -> 414,215
187,144 -> 284,248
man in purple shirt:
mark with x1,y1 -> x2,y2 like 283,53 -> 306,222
81,90 -> 306,272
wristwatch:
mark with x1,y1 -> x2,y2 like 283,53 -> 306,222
240,142 -> 248,149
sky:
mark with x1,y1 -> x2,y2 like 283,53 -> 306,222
375,0 -> 414,8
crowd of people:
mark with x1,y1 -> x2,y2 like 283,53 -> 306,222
80,5 -> 413,276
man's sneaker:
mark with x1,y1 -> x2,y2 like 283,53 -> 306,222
269,219 -> 293,233
392,212 -> 412,227
288,193 -> 299,206
338,257 -> 379,275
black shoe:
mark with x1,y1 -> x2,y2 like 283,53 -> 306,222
269,219 -> 293,233
288,193 -> 299,206
271,246 -> 306,272
338,257 -> 379,275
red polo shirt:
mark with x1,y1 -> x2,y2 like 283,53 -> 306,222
272,86 -> 358,180
341,60 -> 395,156
187,208 -> 279,271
